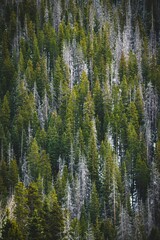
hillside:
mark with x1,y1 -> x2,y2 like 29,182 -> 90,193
0,0 -> 160,239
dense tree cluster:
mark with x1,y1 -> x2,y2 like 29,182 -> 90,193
0,0 -> 160,239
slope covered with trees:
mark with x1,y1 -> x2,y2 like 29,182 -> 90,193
0,0 -> 160,239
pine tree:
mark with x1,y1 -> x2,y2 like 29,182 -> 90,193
43,189 -> 64,240
8,159 -> 18,192
119,52 -> 127,81
93,79 -> 104,141
27,138 -> 40,180
56,164 -> 68,204
79,206 -> 88,239
1,93 -> 10,131
14,182 -> 29,238
135,87 -> 144,125
78,71 -> 89,115
0,160 -> 8,204
25,59 -> 35,90
90,182 -> 100,225
1,217 -> 23,240
127,102 -> 139,133
54,56 -> 64,105
135,155 -> 149,201
127,51 -> 138,84
66,88 -> 78,139
28,209 -> 43,240
33,34 -> 40,67
120,75 -> 129,107
47,112 -> 61,174
1,32 -> 15,94
87,120 -> 99,185
0,2 -> 160,240
35,57 -> 48,98
83,91 -> 94,145
40,150 -> 52,194
27,182 -> 42,216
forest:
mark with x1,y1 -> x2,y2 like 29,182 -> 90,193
0,0 -> 160,239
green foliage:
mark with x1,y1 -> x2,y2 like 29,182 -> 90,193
14,182 -> 29,237
1,93 -> 10,131
35,57 -> 48,98
8,159 -> 18,190
83,92 -> 94,145
0,160 -> 8,204
0,1 -> 160,240
119,52 -> 127,81
54,56 -> 64,104
27,138 -> 41,180
26,59 -> 34,90
47,112 -> 61,173
55,165 -> 68,204
27,182 -> 43,216
42,189 -> 64,240
28,209 -> 43,240
135,156 -> 150,201
135,87 -> 144,125
1,217 -> 23,240
93,80 -> 104,141
101,219 -> 116,240
128,52 -> 138,83
87,121 -> 99,184
90,182 -> 100,224
79,206 -> 88,238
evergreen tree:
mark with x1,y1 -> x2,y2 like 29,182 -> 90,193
43,189 -> 64,240
28,209 -> 43,240
14,182 -> 29,238
27,182 -> 42,216
119,52 -> 127,81
8,159 -> 18,192
0,160 -> 8,204
1,93 -> 10,131
135,155 -> 150,201
40,150 -> 52,194
87,120 -> 99,185
1,217 -> 23,240
54,56 -> 64,105
0,1 -> 160,239
93,79 -> 104,141
90,182 -> 100,225
83,91 -> 94,145
27,138 -> 41,180
25,59 -> 35,90
47,112 -> 61,174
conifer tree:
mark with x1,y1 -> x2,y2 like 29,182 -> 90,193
27,182 -> 43,216
1,94 -> 10,131
93,79 -> 104,141
28,209 -> 43,240
0,160 -> 8,204
0,1 -> 160,239
27,138 -> 41,180
8,159 -> 18,192
87,120 -> 99,185
14,182 -> 29,238
1,217 -> 23,240
43,189 -> 64,240
90,182 -> 100,225
54,56 -> 64,105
